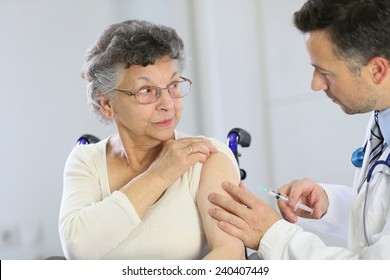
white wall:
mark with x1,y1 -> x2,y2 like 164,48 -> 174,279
0,0 -> 367,259
0,0 -> 118,259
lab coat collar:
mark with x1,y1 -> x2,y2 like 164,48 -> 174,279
378,108 -> 390,145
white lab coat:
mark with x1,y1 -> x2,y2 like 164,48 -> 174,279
257,112 -> 390,259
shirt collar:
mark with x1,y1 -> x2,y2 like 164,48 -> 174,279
378,108 -> 390,145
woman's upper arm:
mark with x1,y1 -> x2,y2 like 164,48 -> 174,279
196,144 -> 244,259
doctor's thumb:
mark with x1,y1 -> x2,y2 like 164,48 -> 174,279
279,205 -> 298,223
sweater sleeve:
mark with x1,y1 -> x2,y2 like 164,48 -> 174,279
59,143 -> 141,259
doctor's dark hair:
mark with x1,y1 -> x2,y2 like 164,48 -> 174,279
293,0 -> 390,74
81,19 -> 185,124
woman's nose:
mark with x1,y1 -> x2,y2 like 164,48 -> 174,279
156,89 -> 174,110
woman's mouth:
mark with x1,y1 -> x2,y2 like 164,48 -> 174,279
153,118 -> 173,127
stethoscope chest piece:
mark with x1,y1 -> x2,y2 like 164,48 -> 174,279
352,147 -> 365,168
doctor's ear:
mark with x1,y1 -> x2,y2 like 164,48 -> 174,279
99,98 -> 115,118
368,57 -> 389,84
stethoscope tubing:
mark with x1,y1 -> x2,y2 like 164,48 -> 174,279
352,145 -> 390,245
367,156 -> 390,183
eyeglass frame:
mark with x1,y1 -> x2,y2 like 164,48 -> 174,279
114,76 -> 192,104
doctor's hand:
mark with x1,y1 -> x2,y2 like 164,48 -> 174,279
208,182 -> 281,250
277,178 -> 329,223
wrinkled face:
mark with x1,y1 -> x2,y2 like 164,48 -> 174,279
305,30 -> 378,114
103,56 -> 183,144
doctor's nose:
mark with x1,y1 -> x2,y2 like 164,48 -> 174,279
311,69 -> 328,92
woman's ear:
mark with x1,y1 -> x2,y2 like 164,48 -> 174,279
368,57 -> 389,84
99,98 -> 115,118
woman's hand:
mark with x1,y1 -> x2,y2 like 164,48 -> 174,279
120,137 -> 217,218
277,178 -> 329,223
148,137 -> 217,185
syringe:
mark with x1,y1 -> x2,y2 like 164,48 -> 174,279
258,186 -> 313,214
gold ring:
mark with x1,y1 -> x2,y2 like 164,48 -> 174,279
188,145 -> 194,154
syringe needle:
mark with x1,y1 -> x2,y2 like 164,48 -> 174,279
257,185 -> 313,214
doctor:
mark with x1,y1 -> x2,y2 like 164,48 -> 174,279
208,0 -> 390,259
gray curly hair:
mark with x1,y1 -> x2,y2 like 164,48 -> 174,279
81,19 -> 186,124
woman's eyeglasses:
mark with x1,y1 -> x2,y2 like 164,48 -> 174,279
114,76 -> 192,104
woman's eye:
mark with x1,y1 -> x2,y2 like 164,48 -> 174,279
140,88 -> 154,94
170,82 -> 179,90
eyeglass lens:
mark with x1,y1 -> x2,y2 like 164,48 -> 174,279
137,80 -> 191,104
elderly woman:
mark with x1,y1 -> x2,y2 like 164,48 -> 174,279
59,20 -> 244,260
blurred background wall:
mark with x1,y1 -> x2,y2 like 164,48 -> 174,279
0,0 -> 368,259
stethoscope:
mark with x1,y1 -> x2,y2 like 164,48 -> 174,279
351,144 -> 390,245
351,144 -> 390,183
